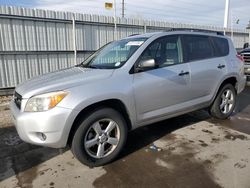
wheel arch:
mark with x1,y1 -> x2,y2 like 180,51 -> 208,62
218,77 -> 237,92
210,76 -> 237,106
67,99 -> 132,146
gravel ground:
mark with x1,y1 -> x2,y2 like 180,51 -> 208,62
0,96 -> 11,107
0,96 -> 12,128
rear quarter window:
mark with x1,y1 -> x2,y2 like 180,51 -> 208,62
183,35 -> 214,62
211,37 -> 229,57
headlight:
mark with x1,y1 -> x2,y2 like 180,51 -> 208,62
24,91 -> 68,112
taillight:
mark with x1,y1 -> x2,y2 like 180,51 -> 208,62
236,54 -> 244,62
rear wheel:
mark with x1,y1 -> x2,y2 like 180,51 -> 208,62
71,108 -> 127,167
209,84 -> 236,119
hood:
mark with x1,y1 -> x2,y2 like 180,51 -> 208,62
16,67 -> 114,98
241,48 -> 250,53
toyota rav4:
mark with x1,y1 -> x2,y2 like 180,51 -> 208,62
10,29 -> 246,167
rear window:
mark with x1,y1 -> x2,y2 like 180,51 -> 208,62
183,35 -> 214,62
211,37 -> 229,57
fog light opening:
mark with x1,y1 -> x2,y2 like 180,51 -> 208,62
38,132 -> 47,141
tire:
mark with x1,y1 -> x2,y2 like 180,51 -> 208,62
71,107 -> 127,167
209,84 -> 236,119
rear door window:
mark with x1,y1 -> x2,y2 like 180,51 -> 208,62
183,35 -> 214,62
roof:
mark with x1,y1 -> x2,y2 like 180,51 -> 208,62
124,28 -> 225,40
124,32 -> 162,39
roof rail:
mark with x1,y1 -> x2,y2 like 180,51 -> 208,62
165,28 -> 224,36
128,34 -> 140,37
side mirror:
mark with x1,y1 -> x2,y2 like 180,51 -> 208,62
243,43 -> 249,49
137,59 -> 156,71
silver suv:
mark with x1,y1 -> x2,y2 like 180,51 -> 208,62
10,29 -> 246,166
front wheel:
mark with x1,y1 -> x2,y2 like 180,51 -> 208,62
71,108 -> 127,167
209,84 -> 236,119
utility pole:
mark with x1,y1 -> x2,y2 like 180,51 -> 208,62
230,11 -> 233,43
122,0 -> 125,18
72,15 -> 77,65
113,0 -> 117,40
247,21 -> 250,46
223,0 -> 230,35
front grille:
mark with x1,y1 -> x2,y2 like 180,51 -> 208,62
14,92 -> 22,109
241,52 -> 250,64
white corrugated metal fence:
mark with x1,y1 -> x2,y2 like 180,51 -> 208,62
0,6 -> 248,88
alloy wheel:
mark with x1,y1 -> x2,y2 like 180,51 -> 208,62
220,89 -> 234,114
84,119 -> 120,159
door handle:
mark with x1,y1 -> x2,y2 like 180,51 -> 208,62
178,71 -> 190,76
217,64 -> 225,69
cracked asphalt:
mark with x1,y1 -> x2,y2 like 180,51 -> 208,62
0,87 -> 250,188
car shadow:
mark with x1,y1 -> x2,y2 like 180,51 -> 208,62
119,110 -> 210,159
235,86 -> 250,113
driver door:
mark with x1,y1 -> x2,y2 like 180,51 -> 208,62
132,35 -> 193,123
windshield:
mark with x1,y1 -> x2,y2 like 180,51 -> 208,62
79,37 -> 147,69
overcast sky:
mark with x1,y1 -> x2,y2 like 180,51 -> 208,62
1,0 -> 249,29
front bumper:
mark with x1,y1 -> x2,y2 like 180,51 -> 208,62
10,100 -> 78,148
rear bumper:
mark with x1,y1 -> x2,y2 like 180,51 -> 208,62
237,75 -> 246,93
245,65 -> 250,81
10,100 -> 78,148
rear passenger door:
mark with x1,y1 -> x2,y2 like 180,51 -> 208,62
182,35 -> 228,102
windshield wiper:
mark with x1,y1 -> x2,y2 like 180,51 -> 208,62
88,65 -> 99,69
77,64 -> 100,69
